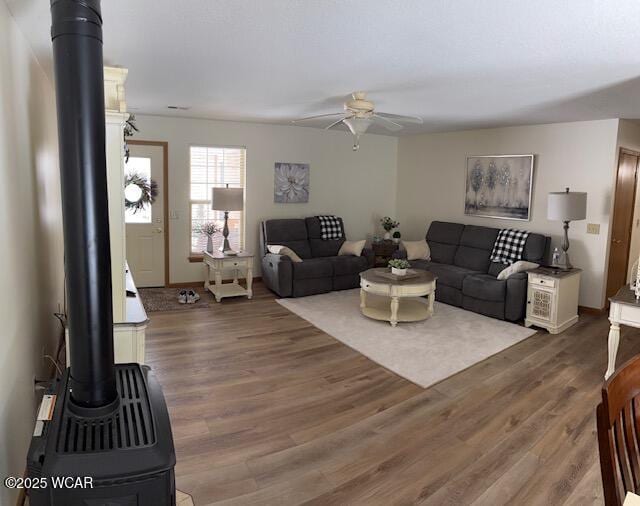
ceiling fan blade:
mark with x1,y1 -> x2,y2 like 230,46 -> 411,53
325,118 -> 347,130
376,112 -> 424,124
372,114 -> 403,132
292,112 -> 345,123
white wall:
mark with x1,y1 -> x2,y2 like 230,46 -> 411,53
0,1 -> 64,503
617,119 -> 640,154
134,115 -> 398,284
396,119 -> 620,309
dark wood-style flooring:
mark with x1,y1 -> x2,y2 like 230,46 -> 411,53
145,282 -> 639,505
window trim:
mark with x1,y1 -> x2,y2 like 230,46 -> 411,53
188,145 -> 247,258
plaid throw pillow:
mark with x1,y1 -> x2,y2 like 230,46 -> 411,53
490,228 -> 530,265
317,215 -> 343,240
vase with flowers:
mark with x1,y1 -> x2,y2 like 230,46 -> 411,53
380,216 -> 399,241
194,221 -> 221,253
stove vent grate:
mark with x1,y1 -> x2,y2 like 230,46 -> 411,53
56,365 -> 156,453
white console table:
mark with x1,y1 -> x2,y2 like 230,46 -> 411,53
605,286 -> 640,379
66,266 -> 148,365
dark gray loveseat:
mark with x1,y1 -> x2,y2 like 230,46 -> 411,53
396,221 -> 549,322
260,217 -> 374,297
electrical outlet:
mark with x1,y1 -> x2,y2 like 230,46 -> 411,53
586,223 -> 600,235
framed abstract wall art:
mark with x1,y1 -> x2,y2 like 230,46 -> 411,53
464,154 -> 534,221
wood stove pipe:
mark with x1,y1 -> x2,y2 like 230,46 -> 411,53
50,0 -> 117,408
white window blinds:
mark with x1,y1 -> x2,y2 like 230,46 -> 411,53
190,146 -> 246,254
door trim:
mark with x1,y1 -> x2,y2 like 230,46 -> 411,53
127,140 -> 170,287
606,147 -> 640,301
617,149 -> 640,279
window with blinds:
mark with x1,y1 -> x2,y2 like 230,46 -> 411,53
190,146 -> 246,255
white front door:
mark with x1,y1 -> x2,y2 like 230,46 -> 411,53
125,144 -> 165,287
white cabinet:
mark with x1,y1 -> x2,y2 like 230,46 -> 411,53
67,266 -> 147,365
104,66 -> 128,323
525,267 -> 581,334
104,66 -> 147,363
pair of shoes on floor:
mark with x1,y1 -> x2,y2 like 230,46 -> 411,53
178,289 -> 200,304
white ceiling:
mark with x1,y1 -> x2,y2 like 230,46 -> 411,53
7,0 -> 640,134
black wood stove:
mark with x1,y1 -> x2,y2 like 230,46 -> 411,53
26,1 -> 176,504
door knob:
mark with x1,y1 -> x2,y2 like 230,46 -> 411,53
613,239 -> 622,244
155,227 -> 163,233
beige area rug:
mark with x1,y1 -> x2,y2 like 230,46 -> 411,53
277,289 -> 537,388
177,490 -> 195,505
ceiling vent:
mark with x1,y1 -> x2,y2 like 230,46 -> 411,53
167,105 -> 190,110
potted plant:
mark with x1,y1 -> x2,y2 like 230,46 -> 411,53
388,258 -> 410,276
392,230 -> 401,244
380,216 -> 399,240
194,221 -> 221,253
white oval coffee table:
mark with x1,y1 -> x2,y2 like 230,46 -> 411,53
359,268 -> 437,327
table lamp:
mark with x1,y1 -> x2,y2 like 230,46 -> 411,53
547,187 -> 587,269
211,184 -> 244,255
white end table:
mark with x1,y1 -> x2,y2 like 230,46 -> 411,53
359,268 -> 437,327
203,250 -> 253,302
524,267 -> 581,334
605,286 -> 640,379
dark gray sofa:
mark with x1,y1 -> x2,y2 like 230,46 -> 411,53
396,221 -> 549,322
260,217 -> 374,297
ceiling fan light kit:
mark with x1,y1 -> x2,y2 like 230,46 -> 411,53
292,91 -> 423,151
343,117 -> 373,151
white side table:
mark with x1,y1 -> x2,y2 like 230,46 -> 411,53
524,267 -> 581,334
203,251 -> 253,302
605,286 -> 640,379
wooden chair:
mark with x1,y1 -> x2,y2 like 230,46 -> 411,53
598,353 -> 640,505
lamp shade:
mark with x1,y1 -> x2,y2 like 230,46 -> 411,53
211,187 -> 243,211
547,189 -> 587,221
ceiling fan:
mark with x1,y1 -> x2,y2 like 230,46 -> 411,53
292,91 -> 423,151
